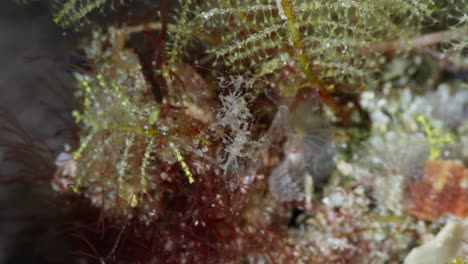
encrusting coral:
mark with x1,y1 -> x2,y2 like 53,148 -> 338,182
405,159 -> 468,221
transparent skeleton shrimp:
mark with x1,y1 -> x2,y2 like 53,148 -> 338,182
263,90 -> 334,209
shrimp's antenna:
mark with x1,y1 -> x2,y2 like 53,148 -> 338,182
264,88 -> 280,108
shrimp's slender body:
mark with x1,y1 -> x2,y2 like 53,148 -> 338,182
267,97 -> 334,207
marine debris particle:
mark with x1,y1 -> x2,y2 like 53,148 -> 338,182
404,159 -> 468,220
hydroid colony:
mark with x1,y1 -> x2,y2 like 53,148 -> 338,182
8,0 -> 468,263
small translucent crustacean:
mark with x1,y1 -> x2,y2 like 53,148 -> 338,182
267,93 -> 334,207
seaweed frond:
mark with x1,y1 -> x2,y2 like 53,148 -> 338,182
418,115 -> 454,160
52,0 -> 126,28
66,70 -> 163,213
168,0 -> 438,93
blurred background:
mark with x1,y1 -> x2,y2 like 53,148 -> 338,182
0,1 -> 76,263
